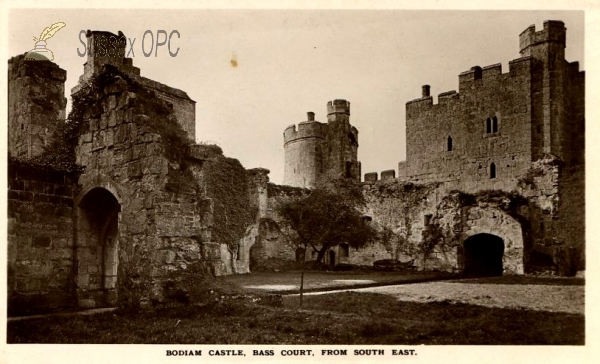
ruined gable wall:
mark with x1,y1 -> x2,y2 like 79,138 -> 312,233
74,68 -> 217,308
139,77 -> 196,141
404,58 -> 533,193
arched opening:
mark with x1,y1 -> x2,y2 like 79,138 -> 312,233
463,233 -> 504,276
447,136 -> 453,151
486,118 -> 492,133
329,250 -> 336,268
492,116 -> 499,133
76,187 -> 121,307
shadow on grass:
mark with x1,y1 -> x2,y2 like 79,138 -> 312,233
7,291 -> 583,345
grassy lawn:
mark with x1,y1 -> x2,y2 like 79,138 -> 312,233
218,270 -> 453,293
7,290 -> 583,345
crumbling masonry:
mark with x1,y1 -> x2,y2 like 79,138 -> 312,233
7,21 -> 584,315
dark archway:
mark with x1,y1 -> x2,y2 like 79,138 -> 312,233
463,233 -> 504,276
329,250 -> 336,268
76,187 -> 121,307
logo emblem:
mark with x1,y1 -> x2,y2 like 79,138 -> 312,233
24,22 -> 66,61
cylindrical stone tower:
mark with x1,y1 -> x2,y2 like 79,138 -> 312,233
283,112 -> 327,188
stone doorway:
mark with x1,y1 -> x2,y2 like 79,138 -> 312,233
463,233 -> 504,276
329,250 -> 336,267
76,187 -> 121,308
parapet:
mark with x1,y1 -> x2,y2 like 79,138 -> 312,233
381,170 -> 396,181
283,113 -> 328,146
519,20 -> 566,56
327,99 -> 350,115
364,172 -> 378,183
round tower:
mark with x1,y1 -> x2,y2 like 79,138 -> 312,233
283,112 -> 327,188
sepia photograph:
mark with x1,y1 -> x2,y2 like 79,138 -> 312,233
1,1 -> 596,363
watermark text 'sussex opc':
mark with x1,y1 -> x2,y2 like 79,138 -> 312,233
77,30 -> 180,58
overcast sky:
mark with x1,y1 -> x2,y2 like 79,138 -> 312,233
8,8 -> 585,185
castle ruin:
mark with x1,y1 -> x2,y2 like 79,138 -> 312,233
7,20 -> 585,315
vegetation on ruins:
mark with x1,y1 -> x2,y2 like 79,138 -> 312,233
275,178 -> 377,304
201,155 -> 258,256
276,178 -> 377,264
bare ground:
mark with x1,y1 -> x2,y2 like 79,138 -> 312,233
305,279 -> 584,314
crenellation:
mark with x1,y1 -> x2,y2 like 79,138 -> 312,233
364,172 -> 378,182
482,63 -> 502,79
284,100 -> 360,187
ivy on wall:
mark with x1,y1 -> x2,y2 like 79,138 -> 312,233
201,156 -> 258,252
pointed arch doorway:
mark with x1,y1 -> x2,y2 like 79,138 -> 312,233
75,187 -> 121,308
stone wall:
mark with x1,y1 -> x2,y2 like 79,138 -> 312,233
7,161 -> 77,315
8,56 -> 67,159
404,58 -> 534,193
73,67 -> 218,309
73,30 -> 196,141
401,21 -> 584,197
189,146 -> 258,275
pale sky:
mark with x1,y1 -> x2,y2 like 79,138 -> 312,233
7,9 -> 585,184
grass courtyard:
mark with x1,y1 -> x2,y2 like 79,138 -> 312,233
6,271 -> 584,345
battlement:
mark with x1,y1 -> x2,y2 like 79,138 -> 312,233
519,20 -> 566,56
407,57 -> 533,115
283,117 -> 328,145
327,99 -> 351,115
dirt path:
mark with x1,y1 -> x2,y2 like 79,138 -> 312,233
305,281 -> 585,314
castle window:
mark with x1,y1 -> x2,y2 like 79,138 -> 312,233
447,136 -> 453,151
20,123 -> 24,131
340,243 -> 349,258
492,116 -> 498,133
424,214 -> 432,226
486,118 -> 492,133
490,162 -> 496,179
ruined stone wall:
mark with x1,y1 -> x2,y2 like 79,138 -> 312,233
360,180 -> 441,268
73,68 -> 217,309
7,161 -> 77,315
404,58 -> 534,193
8,56 -> 67,159
554,165 -> 585,273
189,145 -> 258,275
247,183 -> 308,269
516,156 -> 584,275
140,77 -> 196,141
73,30 -> 195,141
